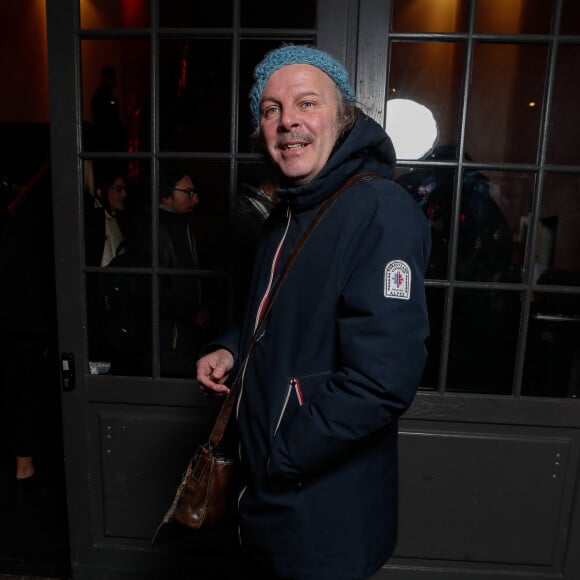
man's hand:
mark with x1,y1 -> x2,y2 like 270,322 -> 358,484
196,348 -> 234,395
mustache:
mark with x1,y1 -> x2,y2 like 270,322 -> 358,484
276,133 -> 313,148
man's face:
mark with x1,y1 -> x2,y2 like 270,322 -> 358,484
260,64 -> 341,185
163,175 -> 198,214
106,177 -> 127,213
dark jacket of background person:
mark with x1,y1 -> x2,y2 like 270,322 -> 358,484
158,206 -> 207,376
217,114 -> 431,580
231,181 -> 278,321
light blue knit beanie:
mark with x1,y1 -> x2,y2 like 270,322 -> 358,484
249,44 -> 356,127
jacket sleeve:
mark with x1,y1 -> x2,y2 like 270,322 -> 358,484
267,183 -> 431,481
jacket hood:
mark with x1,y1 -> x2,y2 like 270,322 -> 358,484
277,113 -> 397,212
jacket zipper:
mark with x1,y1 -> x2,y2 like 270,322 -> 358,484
237,209 -> 294,552
274,378 -> 303,438
254,206 -> 292,331
237,208 -> 292,423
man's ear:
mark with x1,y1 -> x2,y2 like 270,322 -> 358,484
95,187 -> 104,201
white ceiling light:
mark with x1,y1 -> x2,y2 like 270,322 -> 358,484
386,98 -> 438,160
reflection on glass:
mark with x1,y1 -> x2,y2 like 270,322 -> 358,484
471,170 -> 532,282
81,39 -> 150,152
447,289 -> 520,394
83,159 -> 151,268
392,0 -> 467,32
522,292 -> 580,397
86,273 -> 152,376
80,0 -> 150,29
421,287 -> 444,390
398,163 -> 532,283
159,0 -> 232,27
159,275 -> 228,378
546,45 -> 580,165
238,38 -> 314,152
475,0 -> 553,34
466,43 -> 547,164
240,0 -> 316,28
160,39 -> 231,152
533,173 -> 580,285
389,42 -> 464,153
397,160 -> 456,280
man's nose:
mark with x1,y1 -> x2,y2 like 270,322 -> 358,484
279,107 -> 300,130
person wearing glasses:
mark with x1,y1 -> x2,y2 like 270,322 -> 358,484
159,166 -> 209,377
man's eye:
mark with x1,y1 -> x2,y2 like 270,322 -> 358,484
301,101 -> 314,109
263,105 -> 279,118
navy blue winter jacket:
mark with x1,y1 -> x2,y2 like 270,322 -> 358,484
219,114 -> 430,579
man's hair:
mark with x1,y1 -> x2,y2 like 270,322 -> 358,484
159,164 -> 191,201
93,160 -> 126,194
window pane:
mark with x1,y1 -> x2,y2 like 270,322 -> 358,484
522,291 -> 580,398
546,45 -> 580,165
83,159 -> 151,268
447,289 -> 521,393
388,42 -> 465,159
421,286 -> 445,390
241,0 -> 316,28
392,0 -> 468,33
159,0 -> 232,27
474,0 -> 553,34
80,0 -> 150,29
560,0 -> 580,34
238,38 -> 315,153
81,39 -> 150,152
533,173 -> 580,285
159,39 -> 231,152
455,170 -> 531,283
466,43 -> 547,164
159,275 -> 228,378
86,273 -> 152,376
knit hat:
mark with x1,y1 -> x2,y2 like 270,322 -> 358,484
249,44 -> 356,127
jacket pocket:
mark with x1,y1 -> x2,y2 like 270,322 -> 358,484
273,372 -> 330,438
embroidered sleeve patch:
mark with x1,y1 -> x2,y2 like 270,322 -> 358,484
384,259 -> 411,300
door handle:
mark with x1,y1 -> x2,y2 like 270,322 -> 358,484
61,352 -> 75,391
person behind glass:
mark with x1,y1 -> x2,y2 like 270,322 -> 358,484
84,162 -> 128,267
158,167 -> 209,377
232,170 -> 279,320
196,45 -> 430,580
91,66 -> 126,151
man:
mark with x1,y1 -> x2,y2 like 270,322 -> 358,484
90,66 -> 125,151
197,45 -> 430,579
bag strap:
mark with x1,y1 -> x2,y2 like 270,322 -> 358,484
206,171 -> 379,450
